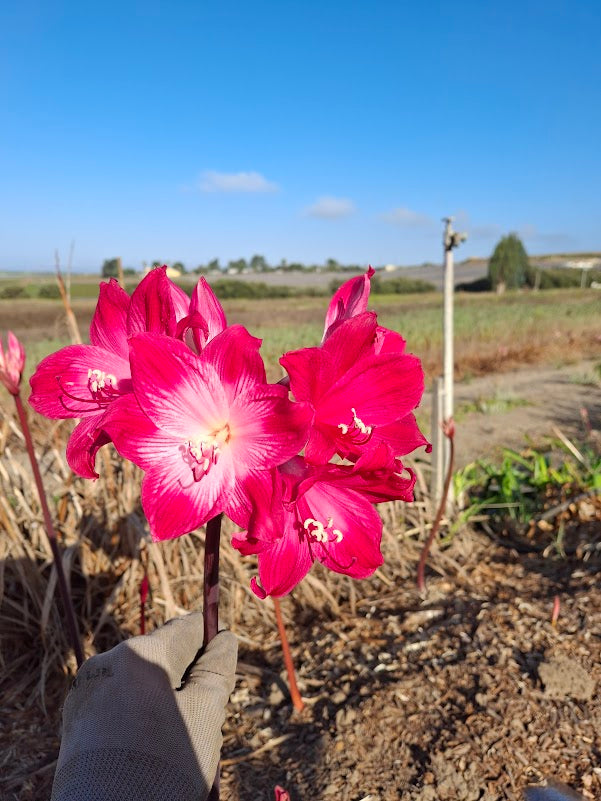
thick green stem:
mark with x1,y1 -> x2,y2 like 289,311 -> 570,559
14,393 -> 84,667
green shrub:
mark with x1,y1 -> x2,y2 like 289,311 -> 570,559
38,283 -> 61,299
456,277 -> 492,293
0,285 -> 26,299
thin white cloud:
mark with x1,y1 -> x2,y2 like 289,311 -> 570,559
304,196 -> 356,219
199,170 -> 279,193
381,206 -> 433,228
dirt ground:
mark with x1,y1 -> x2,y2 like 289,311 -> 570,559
422,358 -> 601,468
220,527 -> 600,801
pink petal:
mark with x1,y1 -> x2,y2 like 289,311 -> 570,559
141,458 -> 228,541
29,345 -> 131,419
89,279 -> 130,359
321,312 -> 379,378
299,480 -> 384,579
127,267 -> 189,337
224,468 -> 284,545
373,414 -> 432,456
189,277 -> 227,346
253,517 -> 313,597
128,334 -> 228,438
303,426 -> 337,464
322,266 -> 374,342
200,326 -> 266,403
318,352 -> 425,430
228,386 -> 311,472
66,416 -> 111,479
373,325 -> 407,355
280,346 -> 333,405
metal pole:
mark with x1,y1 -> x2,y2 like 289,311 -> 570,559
443,220 -> 454,423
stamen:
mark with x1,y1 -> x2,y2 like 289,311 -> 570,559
184,424 -> 231,482
336,407 -> 374,446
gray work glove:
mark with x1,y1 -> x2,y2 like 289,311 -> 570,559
51,613 -> 237,801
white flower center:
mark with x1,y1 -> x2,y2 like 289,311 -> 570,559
186,424 -> 231,481
87,368 -> 118,394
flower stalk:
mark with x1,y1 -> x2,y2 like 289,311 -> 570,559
273,597 -> 304,712
13,392 -> 84,667
203,513 -> 222,801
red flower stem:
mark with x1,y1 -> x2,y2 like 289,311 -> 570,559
273,597 -> 304,712
417,421 -> 455,593
203,513 -> 222,801
14,393 -> 84,667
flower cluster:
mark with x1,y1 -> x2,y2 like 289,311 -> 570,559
29,266 -> 429,597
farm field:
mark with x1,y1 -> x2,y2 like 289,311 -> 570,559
1,286 -> 600,800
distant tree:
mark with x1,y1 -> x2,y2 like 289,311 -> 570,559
172,261 -> 186,274
101,258 -> 120,278
250,254 -> 268,272
227,258 -> 247,273
207,258 -> 221,272
325,258 -> 340,272
488,234 -> 529,292
151,260 -> 162,269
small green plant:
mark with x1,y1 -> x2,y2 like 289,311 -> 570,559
455,441 -> 601,526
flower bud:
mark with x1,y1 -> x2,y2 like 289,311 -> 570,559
0,331 -> 25,395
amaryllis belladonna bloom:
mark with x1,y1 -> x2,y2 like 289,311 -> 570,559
29,268 -> 227,478
0,331 -> 25,395
322,265 -> 374,342
102,327 -> 311,541
241,456 -> 400,598
281,311 -> 429,465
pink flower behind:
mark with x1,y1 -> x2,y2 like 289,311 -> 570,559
103,327 -> 311,541
0,331 -> 25,395
243,456 -> 387,598
28,268 -> 224,478
282,312 -> 429,466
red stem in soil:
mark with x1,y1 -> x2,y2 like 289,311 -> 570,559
417,420 -> 455,594
203,513 -> 222,801
14,393 -> 84,667
273,597 -> 304,712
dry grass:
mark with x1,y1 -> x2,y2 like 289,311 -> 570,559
0,391 -> 438,713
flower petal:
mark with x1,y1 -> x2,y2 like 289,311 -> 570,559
280,346 -> 333,405
29,345 -> 131,419
300,480 -> 384,579
66,416 -> 111,479
321,312 -> 379,378
252,518 -> 313,598
128,334 -> 228,438
127,267 -> 189,337
228,386 -> 311,472
200,326 -> 266,403
322,266 -> 374,342
89,279 -> 130,359
189,277 -> 227,346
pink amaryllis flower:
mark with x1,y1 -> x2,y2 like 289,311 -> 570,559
29,268 -> 226,478
241,455 -> 402,598
0,331 -> 26,395
281,311 -> 429,466
102,327 -> 312,541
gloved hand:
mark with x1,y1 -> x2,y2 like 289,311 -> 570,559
51,612 -> 238,801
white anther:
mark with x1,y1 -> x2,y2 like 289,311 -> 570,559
337,423 -> 349,435
351,407 -> 372,435
333,529 -> 343,543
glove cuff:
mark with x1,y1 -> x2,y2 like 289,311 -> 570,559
51,748 -> 208,801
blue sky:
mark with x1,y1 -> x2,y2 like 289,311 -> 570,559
1,1 -> 600,272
